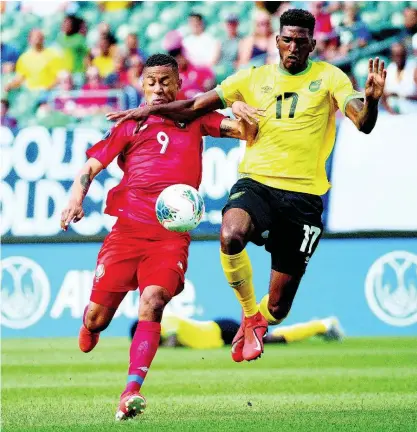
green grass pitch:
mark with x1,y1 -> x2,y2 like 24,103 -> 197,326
2,337 -> 417,431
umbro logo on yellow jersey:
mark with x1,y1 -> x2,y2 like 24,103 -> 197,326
261,85 -> 272,93
309,79 -> 322,92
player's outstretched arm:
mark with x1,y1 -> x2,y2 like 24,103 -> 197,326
60,158 -> 103,231
345,57 -> 387,134
106,90 -> 224,132
219,118 -> 259,145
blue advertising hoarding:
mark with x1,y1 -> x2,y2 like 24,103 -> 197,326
2,238 -> 417,338
0,125 -> 243,239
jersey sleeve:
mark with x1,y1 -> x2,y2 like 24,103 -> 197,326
215,67 -> 253,108
199,111 -> 225,137
330,66 -> 364,115
86,122 -> 134,168
15,54 -> 27,78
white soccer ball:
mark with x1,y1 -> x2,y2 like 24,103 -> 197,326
155,184 -> 205,233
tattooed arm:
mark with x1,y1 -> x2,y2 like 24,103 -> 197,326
60,158 -> 104,231
220,118 -> 259,145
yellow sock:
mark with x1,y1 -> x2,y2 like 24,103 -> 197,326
271,320 -> 327,343
259,294 -> 286,325
220,249 -> 258,317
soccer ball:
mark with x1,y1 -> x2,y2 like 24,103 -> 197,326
155,184 -> 205,233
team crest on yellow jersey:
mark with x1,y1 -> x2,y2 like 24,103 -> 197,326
309,79 -> 322,92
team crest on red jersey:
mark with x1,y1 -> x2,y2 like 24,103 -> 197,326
175,121 -> 187,129
95,264 -> 105,279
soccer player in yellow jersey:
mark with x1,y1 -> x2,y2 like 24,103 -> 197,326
108,9 -> 386,363
130,315 -> 343,349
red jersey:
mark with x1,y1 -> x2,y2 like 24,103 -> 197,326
86,112 -> 224,234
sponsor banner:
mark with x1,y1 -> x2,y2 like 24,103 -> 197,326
328,113 -> 417,232
0,125 -> 244,238
2,238 -> 417,338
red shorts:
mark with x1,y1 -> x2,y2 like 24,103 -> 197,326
91,219 -> 190,307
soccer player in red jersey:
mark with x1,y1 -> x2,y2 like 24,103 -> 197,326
60,54 -> 255,421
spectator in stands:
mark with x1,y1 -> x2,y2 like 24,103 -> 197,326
183,13 -> 220,67
98,1 -> 132,12
163,30 -> 215,100
105,55 -> 129,88
124,33 -> 147,64
310,2 -> 335,58
218,14 -> 240,69
122,55 -> 144,109
383,42 -> 417,114
4,29 -> 63,92
90,22 -> 118,59
1,99 -> 18,129
56,15 -> 88,74
338,2 -> 371,54
1,42 -> 19,74
91,33 -> 116,78
237,9 -> 276,68
404,7 -> 417,36
53,70 -> 79,115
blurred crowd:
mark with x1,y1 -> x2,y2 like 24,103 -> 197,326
1,1 -> 417,130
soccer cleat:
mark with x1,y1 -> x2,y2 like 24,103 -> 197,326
321,317 -> 344,341
231,319 -> 245,363
78,325 -> 100,353
115,392 -> 147,421
242,311 -> 268,361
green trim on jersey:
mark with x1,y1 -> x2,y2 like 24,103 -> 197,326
342,93 -> 365,115
215,86 -> 227,108
278,59 -> 313,76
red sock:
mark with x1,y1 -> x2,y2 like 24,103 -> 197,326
124,321 -> 161,395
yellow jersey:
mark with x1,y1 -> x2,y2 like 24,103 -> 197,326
215,60 -> 363,195
15,48 -> 63,90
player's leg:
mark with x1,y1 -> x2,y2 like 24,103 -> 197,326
265,317 -> 344,343
79,293 -> 126,353
260,190 -> 324,328
79,227 -> 140,353
116,237 -> 189,420
220,178 -> 271,362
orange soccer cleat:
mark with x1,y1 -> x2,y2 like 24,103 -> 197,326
78,325 -> 100,353
231,318 -> 245,363
242,311 -> 268,361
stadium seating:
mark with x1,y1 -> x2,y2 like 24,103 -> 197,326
1,1 -> 413,128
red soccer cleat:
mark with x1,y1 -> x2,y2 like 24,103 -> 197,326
242,311 -> 268,361
231,318 -> 245,363
115,392 -> 147,421
78,325 -> 100,353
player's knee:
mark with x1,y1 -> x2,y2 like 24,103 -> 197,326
84,312 -> 111,333
220,224 -> 248,254
267,302 -> 290,323
140,287 -> 170,316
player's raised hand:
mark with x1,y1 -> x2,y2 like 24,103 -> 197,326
106,106 -> 151,133
60,201 -> 85,231
232,101 -> 266,125
365,57 -> 387,102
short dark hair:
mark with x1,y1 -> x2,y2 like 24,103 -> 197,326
280,9 -> 315,36
144,53 -> 179,71
1,99 -> 9,109
189,12 -> 203,21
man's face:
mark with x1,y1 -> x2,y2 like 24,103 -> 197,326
277,26 -> 315,72
391,44 -> 406,69
142,66 -> 181,105
126,34 -> 137,50
30,30 -> 44,49
189,16 -> 204,35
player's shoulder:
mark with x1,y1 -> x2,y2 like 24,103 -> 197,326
105,120 -> 137,138
312,60 -> 346,78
